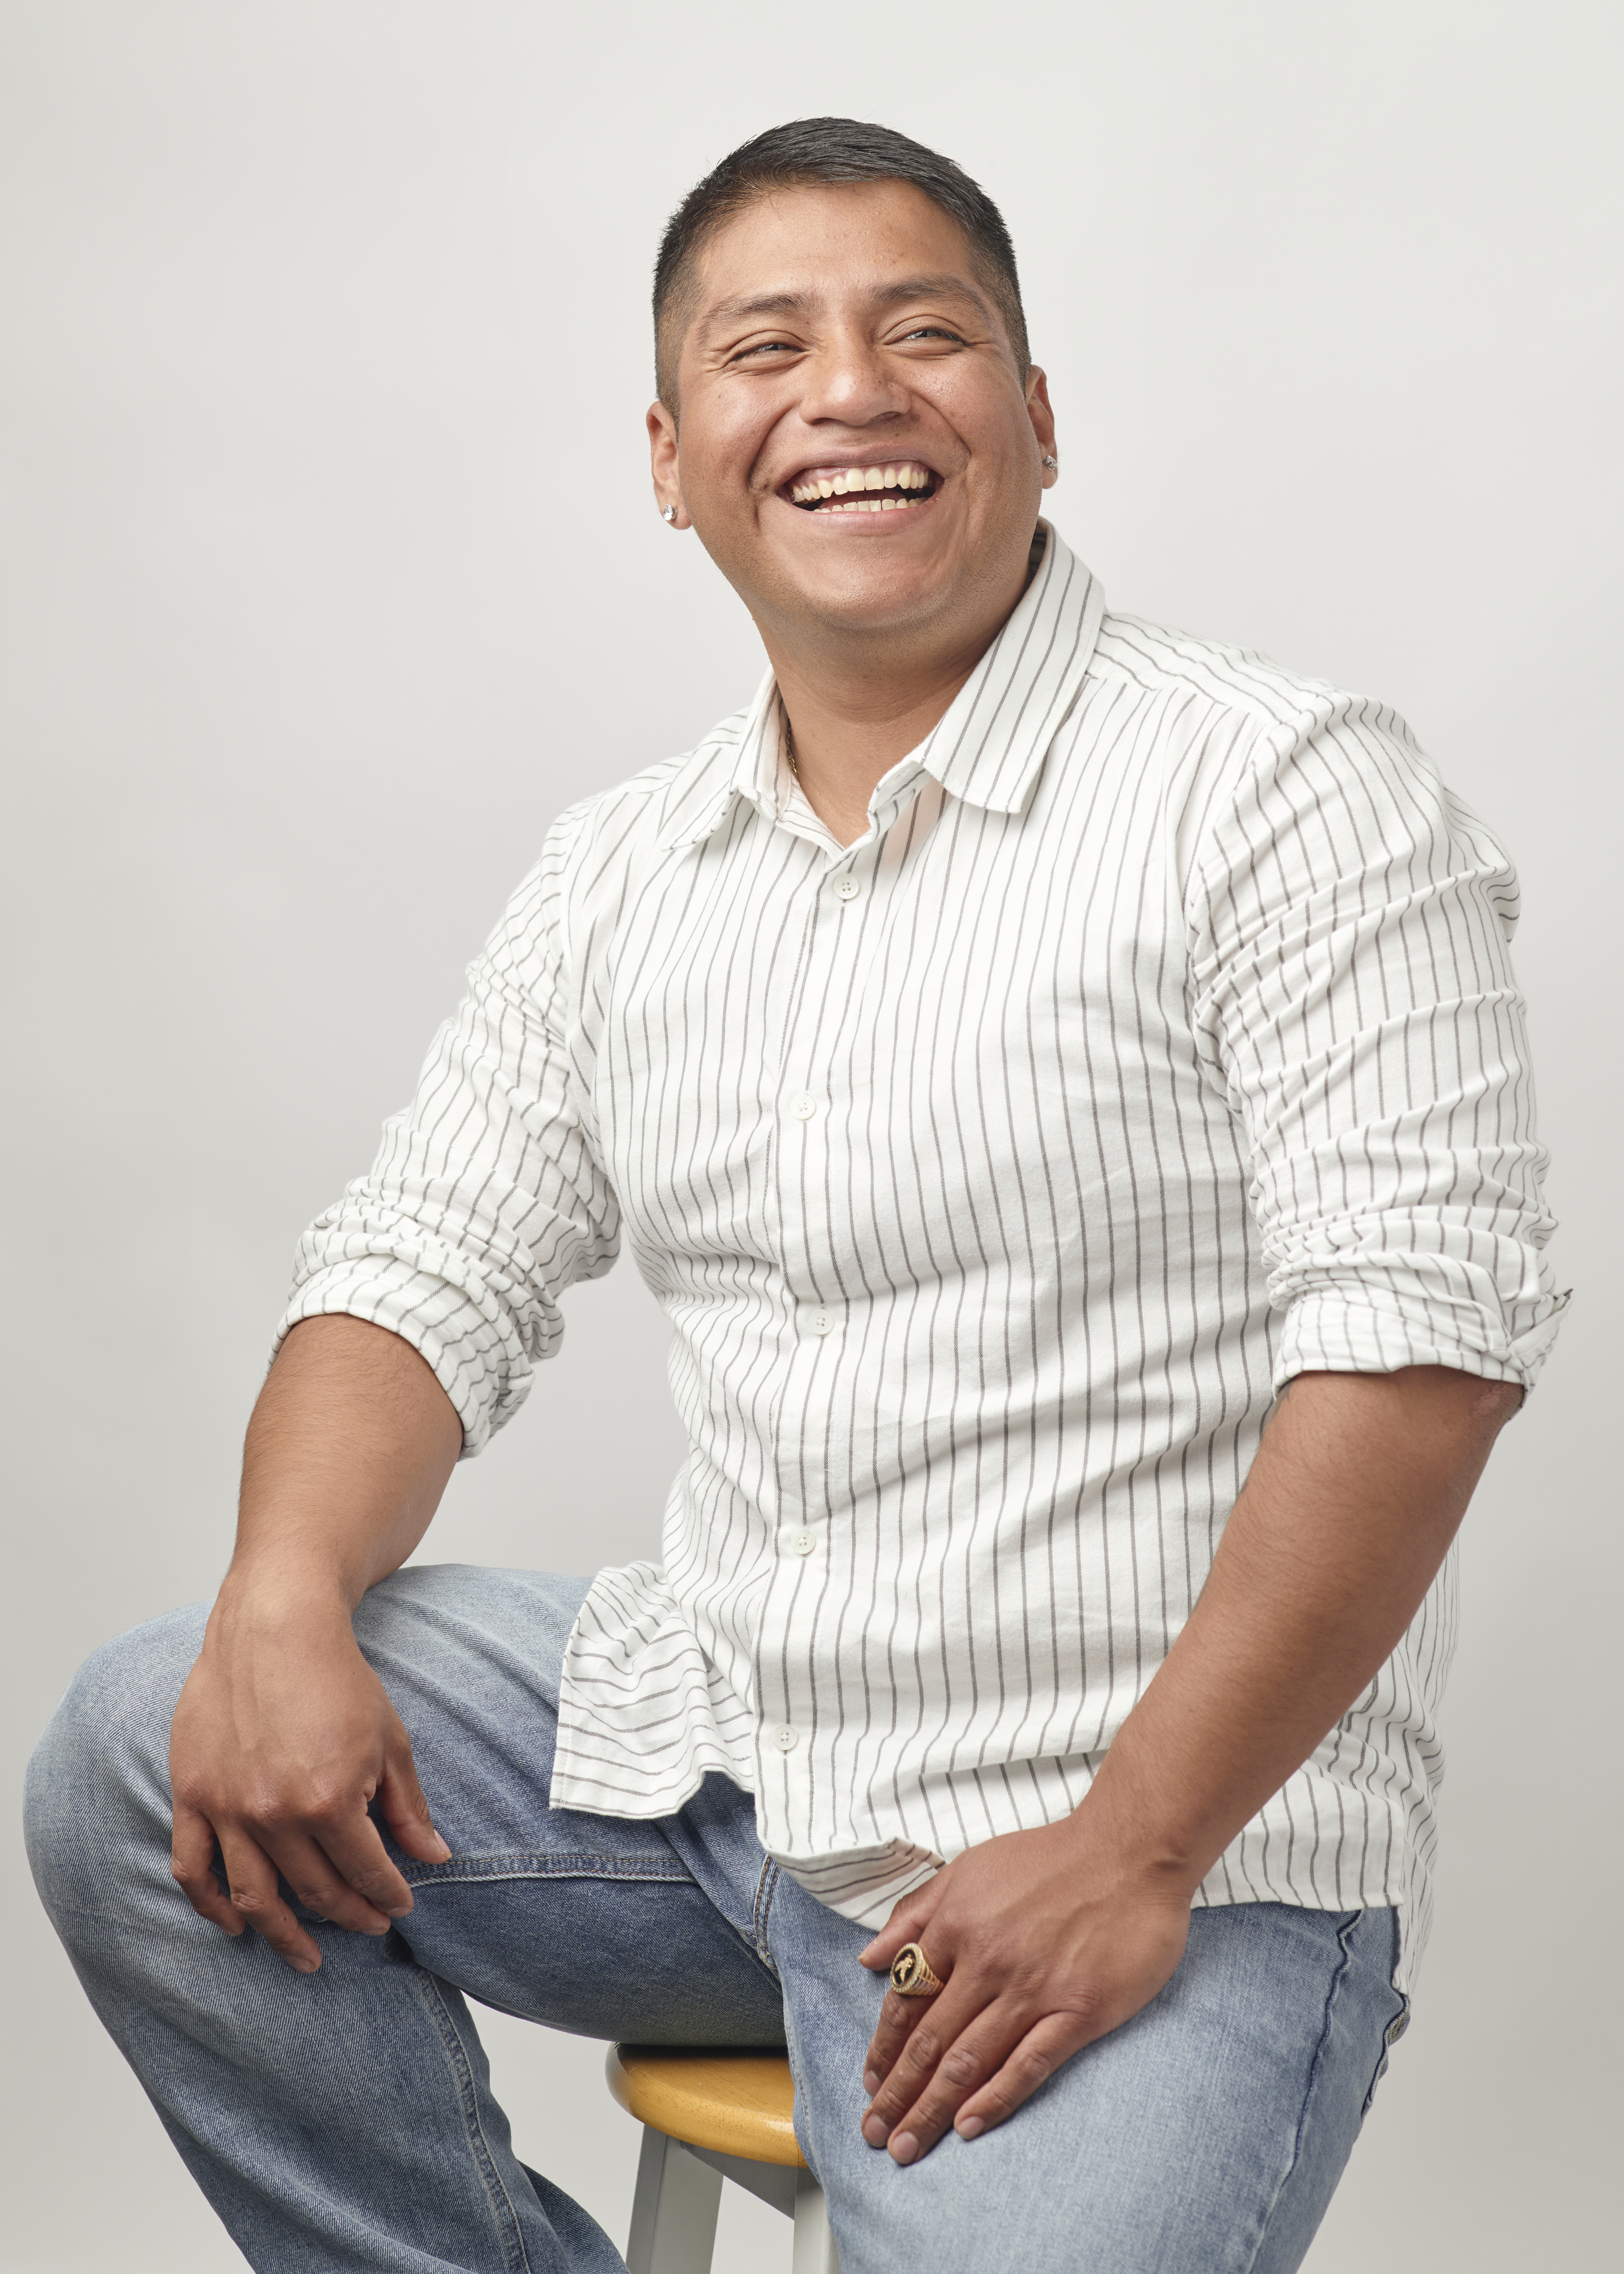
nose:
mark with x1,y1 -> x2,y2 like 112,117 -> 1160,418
797,327 -> 911,429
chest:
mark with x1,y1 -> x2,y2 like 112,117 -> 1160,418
572,764 -> 1212,1284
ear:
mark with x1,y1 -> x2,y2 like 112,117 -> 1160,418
647,401 -> 690,528
1025,368 -> 1059,488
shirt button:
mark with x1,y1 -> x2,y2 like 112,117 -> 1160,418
833,875 -> 861,902
808,1308 -> 836,1335
773,1725 -> 799,1752
789,1528 -> 816,1555
790,1093 -> 817,1121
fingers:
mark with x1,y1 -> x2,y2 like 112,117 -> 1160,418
862,1983 -> 989,2149
173,1785 -> 415,1968
951,2013 -> 1088,2140
263,1801 -> 413,1931
859,1887 -> 945,2089
213,1826 -> 324,1973
863,1979 -> 937,2095
376,1742 -> 452,1866
857,1890 -> 936,1973
170,1802 -> 242,1937
865,2004 -> 1088,2165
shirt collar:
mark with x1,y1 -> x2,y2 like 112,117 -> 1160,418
657,523 -> 1105,853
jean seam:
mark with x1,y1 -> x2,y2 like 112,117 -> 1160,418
398,1852 -> 695,1888
752,1858 -> 782,1974
417,1967 -> 535,2274
1237,1910 -> 1362,2274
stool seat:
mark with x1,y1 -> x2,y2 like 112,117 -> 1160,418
607,2045 -> 806,2168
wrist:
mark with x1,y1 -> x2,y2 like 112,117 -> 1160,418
210,1558 -> 360,1638
1061,1771 -> 1209,1904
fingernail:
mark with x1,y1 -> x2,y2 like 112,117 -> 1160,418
861,2115 -> 889,2147
386,1904 -> 413,1919
891,2132 -> 918,2166
863,2068 -> 880,2094
429,1831 -> 452,1860
957,2116 -> 984,2140
293,1955 -> 320,1975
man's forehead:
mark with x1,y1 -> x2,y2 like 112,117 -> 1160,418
690,179 -> 984,318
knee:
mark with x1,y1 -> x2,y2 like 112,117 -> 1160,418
24,1605 -> 208,1925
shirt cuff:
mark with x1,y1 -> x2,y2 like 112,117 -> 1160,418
274,1255 -> 539,1455
1275,1283 -> 1569,1395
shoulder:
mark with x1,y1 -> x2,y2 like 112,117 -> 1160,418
1089,611 -> 1511,918
467,706 -> 756,991
1093,607 -> 1476,816
1091,609 -> 1357,746
536,706 -> 754,878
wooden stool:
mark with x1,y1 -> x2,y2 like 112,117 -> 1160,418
607,2045 -> 838,2273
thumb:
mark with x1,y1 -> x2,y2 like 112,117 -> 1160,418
859,1887 -> 939,1971
376,1741 -> 451,1864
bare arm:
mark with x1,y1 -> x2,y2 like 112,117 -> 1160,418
857,1363 -> 1521,2163
169,1315 -> 464,1972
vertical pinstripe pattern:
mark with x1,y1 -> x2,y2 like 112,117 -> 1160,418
281,527 -> 1562,1987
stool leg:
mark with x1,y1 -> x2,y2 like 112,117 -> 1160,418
792,2168 -> 838,2273
625,2127 -> 723,2274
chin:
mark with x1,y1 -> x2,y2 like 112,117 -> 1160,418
781,552 -> 955,634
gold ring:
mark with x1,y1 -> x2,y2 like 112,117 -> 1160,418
889,1942 -> 945,1997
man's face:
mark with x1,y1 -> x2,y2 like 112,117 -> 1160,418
648,181 -> 1057,653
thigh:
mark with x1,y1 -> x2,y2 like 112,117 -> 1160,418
29,1564 -> 784,2050
362,1564 -> 786,2046
772,1885 -> 1405,2274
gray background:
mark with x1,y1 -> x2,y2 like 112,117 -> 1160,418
3,3 -> 1619,2267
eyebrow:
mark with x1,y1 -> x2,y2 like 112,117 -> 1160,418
697,273 -> 996,341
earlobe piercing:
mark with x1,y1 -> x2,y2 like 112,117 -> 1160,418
662,505 -> 678,523
1041,454 -> 1058,472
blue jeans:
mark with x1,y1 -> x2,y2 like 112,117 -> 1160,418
26,1565 -> 1407,2273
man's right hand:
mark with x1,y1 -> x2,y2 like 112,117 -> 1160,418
166,1314 -> 465,1973
169,1583 -> 453,1972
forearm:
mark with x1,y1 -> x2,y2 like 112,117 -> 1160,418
1078,1364 -> 1521,1891
222,1314 -> 463,1618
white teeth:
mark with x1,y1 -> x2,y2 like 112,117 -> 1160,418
788,462 -> 933,512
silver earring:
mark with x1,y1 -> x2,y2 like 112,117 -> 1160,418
1041,454 -> 1058,472
662,505 -> 677,523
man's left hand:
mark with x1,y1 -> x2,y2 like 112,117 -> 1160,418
858,1817 -> 1193,2164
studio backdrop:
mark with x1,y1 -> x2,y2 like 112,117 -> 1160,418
2,5 -> 1618,2270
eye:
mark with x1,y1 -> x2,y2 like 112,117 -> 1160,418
732,338 -> 802,362
896,325 -> 966,345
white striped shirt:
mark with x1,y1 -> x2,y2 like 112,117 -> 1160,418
282,525 -> 1562,1986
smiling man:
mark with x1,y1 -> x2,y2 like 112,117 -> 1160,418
28,120 -> 1562,2274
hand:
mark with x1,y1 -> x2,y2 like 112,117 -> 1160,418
168,1581 -> 451,1973
857,1814 -> 1193,2164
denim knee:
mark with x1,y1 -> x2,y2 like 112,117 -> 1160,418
24,1604 -> 208,1930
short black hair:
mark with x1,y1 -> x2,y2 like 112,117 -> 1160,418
652,118 -> 1030,406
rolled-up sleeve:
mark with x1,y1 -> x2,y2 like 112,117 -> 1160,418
1187,694 -> 1565,1393
275,815 -> 619,1452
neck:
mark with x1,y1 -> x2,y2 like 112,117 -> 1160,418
768,637 -> 991,847
759,529 -> 1046,848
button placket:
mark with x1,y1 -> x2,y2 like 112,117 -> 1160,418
759,842 -> 886,1767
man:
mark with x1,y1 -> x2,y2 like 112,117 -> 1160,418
27,118 -> 1562,2273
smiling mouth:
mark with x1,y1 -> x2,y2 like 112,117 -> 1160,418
785,461 -> 939,513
